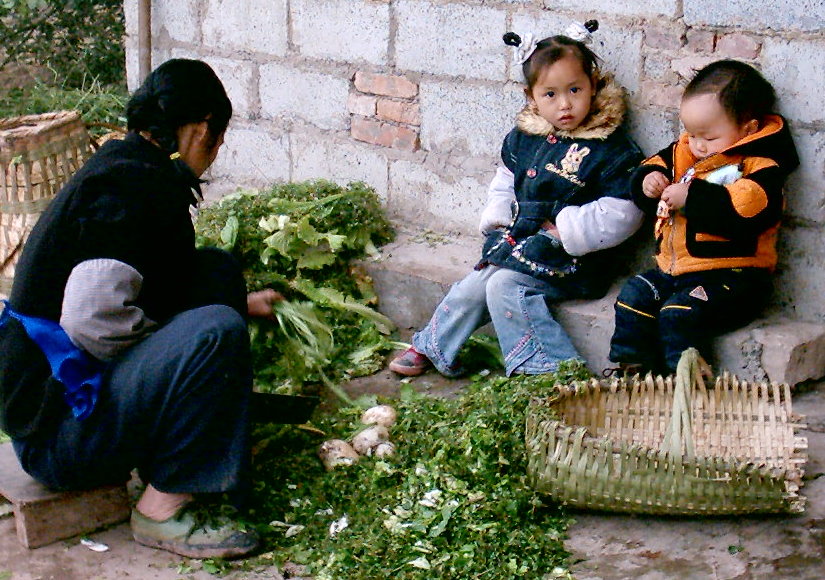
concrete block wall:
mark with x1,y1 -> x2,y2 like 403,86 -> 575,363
123,1 -> 825,327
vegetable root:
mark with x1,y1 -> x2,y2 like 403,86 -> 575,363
373,441 -> 396,458
318,439 -> 359,470
351,425 -> 390,455
361,404 -> 397,428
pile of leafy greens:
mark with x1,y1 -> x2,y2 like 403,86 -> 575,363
195,179 -> 579,578
195,180 -> 397,396
240,366 -> 588,580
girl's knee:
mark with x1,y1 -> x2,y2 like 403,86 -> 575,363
485,270 -> 524,311
486,268 -> 525,295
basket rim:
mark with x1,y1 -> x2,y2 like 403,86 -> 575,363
0,110 -> 87,152
526,410 -> 803,476
525,368 -> 807,479
0,110 -> 82,132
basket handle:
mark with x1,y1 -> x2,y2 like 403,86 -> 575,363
662,348 -> 710,462
85,122 -> 127,151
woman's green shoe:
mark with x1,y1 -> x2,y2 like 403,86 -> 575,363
131,507 -> 259,559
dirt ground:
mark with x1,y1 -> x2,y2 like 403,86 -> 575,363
2,370 -> 824,579
565,379 -> 825,580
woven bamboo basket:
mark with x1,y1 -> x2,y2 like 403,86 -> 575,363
0,111 -> 92,297
525,349 -> 808,515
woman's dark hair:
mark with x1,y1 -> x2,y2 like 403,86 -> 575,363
127,59 -> 232,155
504,21 -> 601,92
683,60 -> 776,125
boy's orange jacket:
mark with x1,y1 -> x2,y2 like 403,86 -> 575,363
630,114 -> 799,275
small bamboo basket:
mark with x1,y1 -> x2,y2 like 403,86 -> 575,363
0,111 -> 93,296
525,349 -> 808,515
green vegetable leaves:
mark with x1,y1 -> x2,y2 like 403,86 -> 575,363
259,214 -> 347,269
219,215 -> 239,250
272,300 -> 334,366
248,371 -> 583,578
195,180 -> 396,395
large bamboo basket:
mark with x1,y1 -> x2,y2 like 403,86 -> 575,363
525,349 -> 808,515
0,111 -> 92,297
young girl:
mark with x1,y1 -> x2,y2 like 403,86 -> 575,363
390,21 -> 645,377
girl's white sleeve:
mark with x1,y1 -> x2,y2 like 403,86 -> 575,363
478,166 -> 516,235
555,197 -> 644,256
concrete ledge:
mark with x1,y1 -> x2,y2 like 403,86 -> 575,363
0,443 -> 130,548
364,232 -> 825,386
713,319 -> 825,385
365,231 -> 478,336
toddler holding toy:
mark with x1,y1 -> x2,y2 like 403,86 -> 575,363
608,60 -> 800,375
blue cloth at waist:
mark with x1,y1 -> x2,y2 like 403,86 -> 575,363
0,300 -> 102,420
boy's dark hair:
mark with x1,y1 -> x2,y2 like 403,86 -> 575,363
127,59 -> 232,155
505,25 -> 601,92
684,60 -> 776,125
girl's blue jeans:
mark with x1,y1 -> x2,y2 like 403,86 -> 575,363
412,265 -> 582,376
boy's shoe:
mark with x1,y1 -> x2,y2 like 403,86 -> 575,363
388,347 -> 432,376
131,506 -> 259,559
602,363 -> 645,378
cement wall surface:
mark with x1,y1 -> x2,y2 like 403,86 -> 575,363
123,0 -> 825,324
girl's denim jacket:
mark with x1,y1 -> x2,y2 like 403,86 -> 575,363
478,75 -> 643,298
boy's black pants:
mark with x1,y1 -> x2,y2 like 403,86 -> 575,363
609,267 -> 772,374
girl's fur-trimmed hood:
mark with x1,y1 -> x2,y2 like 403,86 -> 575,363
516,73 -> 626,140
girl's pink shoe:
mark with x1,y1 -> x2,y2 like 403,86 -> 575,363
388,347 -> 431,376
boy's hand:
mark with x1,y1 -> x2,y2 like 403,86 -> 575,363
661,182 -> 690,211
642,172 -> 671,199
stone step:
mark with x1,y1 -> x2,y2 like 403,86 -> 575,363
363,231 -> 825,386
0,443 -> 130,548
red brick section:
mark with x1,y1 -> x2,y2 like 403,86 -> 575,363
351,117 -> 419,151
354,71 -> 418,98
640,28 -> 762,113
716,33 -> 761,60
642,80 -> 684,109
685,29 -> 716,53
645,27 -> 684,51
351,71 -> 420,151
348,93 -> 377,116
377,99 -> 420,125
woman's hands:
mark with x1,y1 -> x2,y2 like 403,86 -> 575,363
247,289 -> 284,320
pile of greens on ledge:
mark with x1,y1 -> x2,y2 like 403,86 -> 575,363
195,180 -> 397,398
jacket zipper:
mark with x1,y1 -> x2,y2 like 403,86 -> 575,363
664,159 -> 705,274
667,213 -> 676,273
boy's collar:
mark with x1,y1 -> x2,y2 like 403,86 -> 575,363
515,73 -> 626,140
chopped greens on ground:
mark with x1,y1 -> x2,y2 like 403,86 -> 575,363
195,180 -> 396,395
243,364 -> 589,579
196,179 -> 581,578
